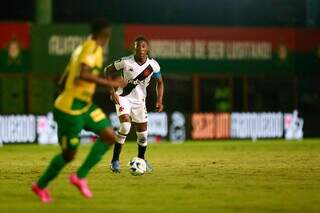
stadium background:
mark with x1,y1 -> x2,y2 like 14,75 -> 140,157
0,1 -> 320,212
0,0 -> 319,143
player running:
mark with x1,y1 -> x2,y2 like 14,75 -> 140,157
31,19 -> 125,203
105,36 -> 164,173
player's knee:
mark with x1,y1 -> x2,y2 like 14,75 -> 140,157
115,122 -> 131,144
119,122 -> 131,135
136,131 -> 148,147
62,150 -> 76,163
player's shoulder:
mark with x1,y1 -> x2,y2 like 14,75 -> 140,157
149,58 -> 160,71
120,55 -> 134,62
82,39 -> 98,53
82,39 -> 97,48
115,55 -> 134,66
113,55 -> 133,69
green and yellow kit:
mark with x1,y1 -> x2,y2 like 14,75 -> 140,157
53,39 -> 111,150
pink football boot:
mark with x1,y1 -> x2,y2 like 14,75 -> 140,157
31,182 -> 52,203
69,173 -> 93,198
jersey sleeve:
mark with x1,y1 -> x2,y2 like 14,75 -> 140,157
151,59 -> 161,78
114,58 -> 125,70
78,40 -> 97,68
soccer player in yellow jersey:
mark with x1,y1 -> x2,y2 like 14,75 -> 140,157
31,19 -> 125,203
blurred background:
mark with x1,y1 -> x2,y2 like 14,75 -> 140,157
0,0 -> 319,142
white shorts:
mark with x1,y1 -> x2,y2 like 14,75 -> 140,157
115,97 -> 148,123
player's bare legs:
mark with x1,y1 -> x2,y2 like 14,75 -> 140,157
111,114 -> 131,172
71,127 -> 115,197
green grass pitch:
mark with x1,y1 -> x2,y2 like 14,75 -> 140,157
0,139 -> 320,212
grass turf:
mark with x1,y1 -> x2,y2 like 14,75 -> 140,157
0,139 -> 320,212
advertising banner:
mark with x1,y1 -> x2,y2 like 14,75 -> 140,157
284,110 -> 304,140
191,113 -> 231,139
0,111 -> 303,144
23,112 -> 184,145
231,112 -> 283,139
295,29 -> 320,72
0,115 -> 36,144
191,112 -> 285,140
0,23 -> 31,72
169,112 -> 186,143
31,24 -> 89,74
120,25 -> 320,74
37,113 -> 58,145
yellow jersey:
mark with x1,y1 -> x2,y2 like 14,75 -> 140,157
54,39 -> 103,115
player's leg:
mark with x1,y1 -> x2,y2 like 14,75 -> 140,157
135,122 -> 148,159
70,106 -> 114,197
111,114 -> 131,172
132,105 -> 153,172
110,98 -> 132,172
32,108 -> 82,202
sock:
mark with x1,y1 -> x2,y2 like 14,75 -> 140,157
112,142 -> 123,162
37,154 -> 67,188
138,145 -> 147,159
77,139 -> 110,179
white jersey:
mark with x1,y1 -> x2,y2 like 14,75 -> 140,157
113,55 -> 161,103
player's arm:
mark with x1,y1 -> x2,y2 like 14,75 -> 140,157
104,63 -> 118,78
104,62 -> 124,105
105,64 -> 120,105
105,59 -> 124,81
77,42 -> 125,88
154,72 -> 164,112
78,64 -> 124,88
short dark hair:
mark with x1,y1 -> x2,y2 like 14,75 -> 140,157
134,36 -> 149,44
90,18 -> 111,36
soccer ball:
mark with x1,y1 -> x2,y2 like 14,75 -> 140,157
128,157 -> 147,176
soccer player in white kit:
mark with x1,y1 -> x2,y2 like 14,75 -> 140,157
105,36 -> 164,173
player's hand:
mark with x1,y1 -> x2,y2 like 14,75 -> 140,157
155,102 -> 164,112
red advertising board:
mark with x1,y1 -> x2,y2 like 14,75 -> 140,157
124,25 -> 296,51
295,29 -> 320,52
0,23 -> 30,49
0,22 -> 31,72
191,113 -> 230,139
123,25 -> 320,74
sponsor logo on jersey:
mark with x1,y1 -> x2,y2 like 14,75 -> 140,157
143,68 -> 152,77
120,65 -> 154,96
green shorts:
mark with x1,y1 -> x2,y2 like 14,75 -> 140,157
53,104 -> 112,150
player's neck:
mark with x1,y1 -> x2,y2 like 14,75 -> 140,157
134,55 -> 147,65
91,36 -> 103,47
